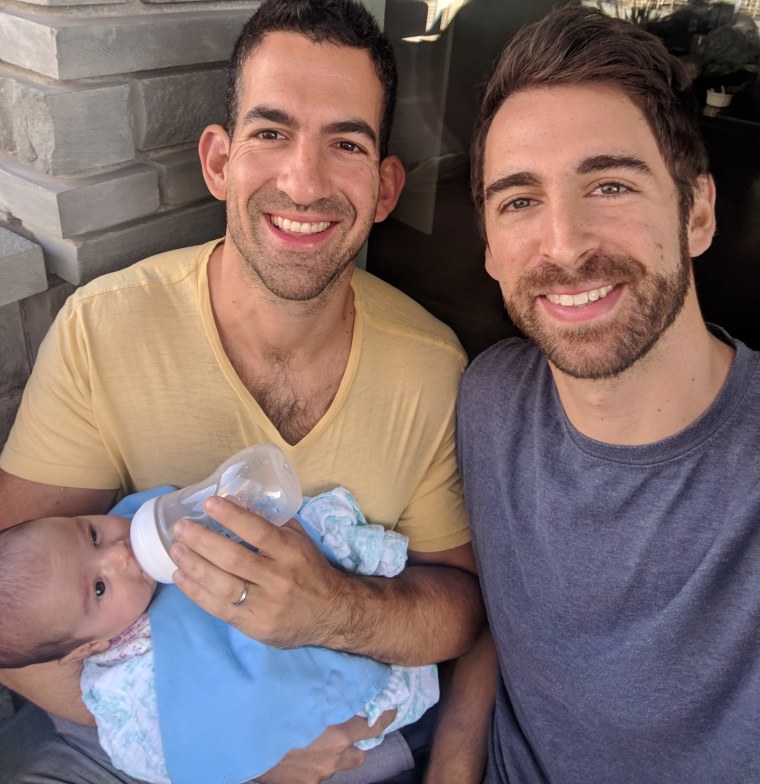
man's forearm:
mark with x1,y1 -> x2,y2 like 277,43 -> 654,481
0,661 -> 94,726
424,626 -> 497,783
0,469 -> 117,530
317,564 -> 485,665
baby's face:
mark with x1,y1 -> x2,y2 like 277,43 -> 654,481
34,514 -> 156,646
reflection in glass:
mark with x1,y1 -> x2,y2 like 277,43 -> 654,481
370,0 -> 559,357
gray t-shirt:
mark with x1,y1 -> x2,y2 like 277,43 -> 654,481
458,332 -> 760,783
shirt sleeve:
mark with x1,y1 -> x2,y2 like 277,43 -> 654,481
1,295 -> 122,489
394,404 -> 471,553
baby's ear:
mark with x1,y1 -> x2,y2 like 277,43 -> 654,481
58,638 -> 111,664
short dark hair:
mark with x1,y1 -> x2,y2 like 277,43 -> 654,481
0,521 -> 87,668
471,4 -> 709,234
226,0 -> 398,158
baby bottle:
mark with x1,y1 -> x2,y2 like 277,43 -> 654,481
130,443 -> 303,583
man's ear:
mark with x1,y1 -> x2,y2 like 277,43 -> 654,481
58,638 -> 110,665
199,124 -> 231,201
484,243 -> 499,281
374,155 -> 406,223
687,174 -> 717,259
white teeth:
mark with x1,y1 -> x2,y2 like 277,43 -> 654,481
546,285 -> 614,307
271,216 -> 331,235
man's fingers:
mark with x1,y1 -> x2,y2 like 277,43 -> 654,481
171,520 -> 260,581
366,709 -> 398,737
169,520 -> 266,622
204,496 -> 289,553
333,746 -> 366,773
339,710 -> 398,744
171,514 -> 258,563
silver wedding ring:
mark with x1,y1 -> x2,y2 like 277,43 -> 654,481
233,578 -> 249,607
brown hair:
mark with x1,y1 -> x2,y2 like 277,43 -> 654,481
226,0 -> 398,157
470,4 -> 709,235
0,521 -> 87,668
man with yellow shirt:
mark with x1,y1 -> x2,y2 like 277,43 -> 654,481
0,0 -> 491,782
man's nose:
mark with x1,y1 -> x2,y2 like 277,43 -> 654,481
539,197 -> 600,269
276,139 -> 331,206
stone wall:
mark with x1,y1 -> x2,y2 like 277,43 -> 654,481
0,0 -> 260,447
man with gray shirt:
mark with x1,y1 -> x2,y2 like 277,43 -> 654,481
459,6 -> 760,782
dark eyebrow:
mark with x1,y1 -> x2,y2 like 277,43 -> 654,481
576,154 -> 652,177
323,120 -> 377,148
484,154 -> 653,202
484,172 -> 541,202
239,108 -> 377,149
240,105 -> 296,128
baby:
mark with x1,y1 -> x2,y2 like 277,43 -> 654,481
0,510 -> 154,668
0,487 -> 438,784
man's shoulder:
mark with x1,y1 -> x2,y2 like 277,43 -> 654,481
464,336 -> 541,386
68,241 -> 217,307
459,336 -> 549,418
352,268 -> 466,363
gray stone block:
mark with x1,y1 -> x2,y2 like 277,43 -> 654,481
0,9 -> 258,80
33,199 -> 225,284
132,67 -> 226,151
0,227 -> 47,308
0,75 -> 13,154
20,0 -> 126,6
0,388 -> 24,452
149,146 -> 209,206
0,12 -> 57,80
0,158 -> 160,238
20,274 -> 75,359
10,75 -> 133,175
0,301 -> 31,394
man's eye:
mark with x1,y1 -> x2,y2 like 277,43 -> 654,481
95,580 -> 106,599
89,526 -> 98,545
502,197 -> 535,212
596,182 -> 628,196
254,129 -> 283,141
336,141 -> 363,154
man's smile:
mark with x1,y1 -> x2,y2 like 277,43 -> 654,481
545,284 -> 616,308
269,215 -> 333,235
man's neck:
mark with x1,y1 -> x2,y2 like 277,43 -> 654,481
551,305 -> 736,446
208,241 -> 355,357
207,240 -> 357,444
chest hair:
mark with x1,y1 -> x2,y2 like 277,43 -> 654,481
226,345 -> 346,445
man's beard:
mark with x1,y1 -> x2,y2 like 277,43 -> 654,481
503,233 -> 692,380
226,190 -> 370,303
